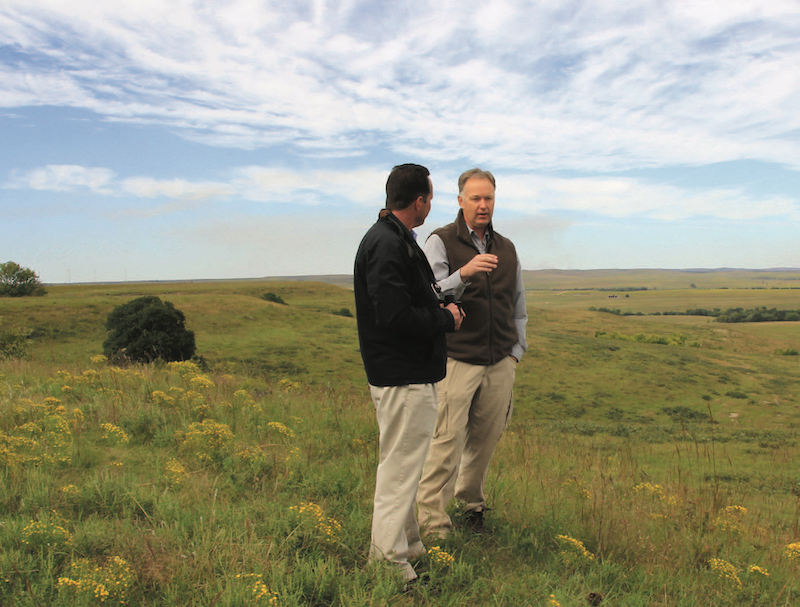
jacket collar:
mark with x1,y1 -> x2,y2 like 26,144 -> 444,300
382,210 -> 417,242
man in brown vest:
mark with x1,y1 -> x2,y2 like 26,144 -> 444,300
417,168 -> 528,537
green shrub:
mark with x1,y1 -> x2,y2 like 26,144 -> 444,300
725,390 -> 748,399
261,292 -> 286,304
102,296 -> 196,363
0,324 -> 30,359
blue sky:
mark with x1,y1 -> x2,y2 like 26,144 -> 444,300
2,0 -> 800,283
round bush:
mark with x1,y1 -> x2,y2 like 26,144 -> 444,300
103,296 -> 196,363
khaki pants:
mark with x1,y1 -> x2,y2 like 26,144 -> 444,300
368,383 -> 438,581
417,357 -> 516,536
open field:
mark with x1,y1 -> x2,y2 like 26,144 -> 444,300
523,268 -> 800,291
1,271 -> 799,606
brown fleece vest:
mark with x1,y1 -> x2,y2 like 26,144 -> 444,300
432,210 -> 518,365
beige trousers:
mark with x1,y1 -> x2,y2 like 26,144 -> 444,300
368,383 -> 439,581
417,356 -> 516,535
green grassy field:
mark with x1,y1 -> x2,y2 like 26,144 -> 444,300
1,272 -> 799,606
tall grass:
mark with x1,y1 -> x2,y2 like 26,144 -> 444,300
1,278 -> 799,605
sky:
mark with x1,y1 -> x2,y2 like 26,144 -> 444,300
2,0 -> 800,284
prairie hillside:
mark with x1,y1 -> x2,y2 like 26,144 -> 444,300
1,270 -> 799,606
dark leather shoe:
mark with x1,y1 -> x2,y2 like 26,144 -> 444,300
464,509 -> 487,533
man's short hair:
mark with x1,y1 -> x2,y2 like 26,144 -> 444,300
386,164 -> 431,210
458,168 -> 496,194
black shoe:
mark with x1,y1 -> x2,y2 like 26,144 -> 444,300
403,573 -> 430,593
464,509 -> 487,534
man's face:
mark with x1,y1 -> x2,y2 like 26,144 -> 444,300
415,177 -> 434,227
458,176 -> 495,235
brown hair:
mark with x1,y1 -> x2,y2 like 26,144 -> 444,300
458,168 -> 496,194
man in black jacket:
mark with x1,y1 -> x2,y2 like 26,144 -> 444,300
354,163 -> 463,583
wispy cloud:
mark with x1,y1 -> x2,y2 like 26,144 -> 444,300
499,174 -> 799,221
4,162 -> 795,223
2,0 -> 799,170
121,177 -> 232,201
3,1 -> 800,281
7,164 -> 115,193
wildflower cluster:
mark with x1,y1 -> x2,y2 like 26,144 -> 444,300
748,565 -> 769,577
234,573 -> 279,605
163,458 -> 188,488
22,517 -> 72,550
240,443 -> 289,473
631,481 -> 679,519
181,418 -> 235,464
1,397 -> 73,467
785,542 -> 800,562
632,482 -> 665,498
57,556 -> 134,605
151,390 -> 176,407
60,484 -> 80,505
166,360 -> 202,378
428,546 -> 455,567
289,502 -> 342,544
61,484 -> 79,496
189,374 -> 216,391
714,505 -> 747,535
152,385 -> 206,410
547,595 -> 562,607
267,421 -> 295,439
708,557 -> 742,589
100,422 -> 130,445
555,535 -> 595,567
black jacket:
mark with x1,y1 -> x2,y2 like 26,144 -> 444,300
354,212 -> 454,387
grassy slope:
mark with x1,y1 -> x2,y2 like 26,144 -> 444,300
2,272 -> 800,606
1,281 -> 364,386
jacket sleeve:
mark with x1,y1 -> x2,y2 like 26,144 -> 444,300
511,254 -> 528,361
365,236 -> 455,337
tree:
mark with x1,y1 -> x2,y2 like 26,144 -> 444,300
0,261 -> 47,297
103,296 -> 196,363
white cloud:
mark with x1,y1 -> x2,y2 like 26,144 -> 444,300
2,0 -> 799,172
498,173 -> 799,221
6,161 -> 795,225
121,177 -> 232,201
6,165 -> 115,193
231,166 -> 387,206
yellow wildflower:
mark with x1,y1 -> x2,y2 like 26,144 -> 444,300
428,546 -> 455,566
555,534 -> 595,567
708,558 -> 742,589
267,421 -> 295,438
748,565 -> 769,577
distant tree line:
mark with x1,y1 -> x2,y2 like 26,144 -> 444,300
566,287 -> 650,292
590,306 -> 800,323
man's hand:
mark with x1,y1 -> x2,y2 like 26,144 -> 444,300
445,302 -> 465,330
459,253 -> 498,279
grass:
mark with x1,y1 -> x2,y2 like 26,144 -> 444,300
1,274 -> 800,605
